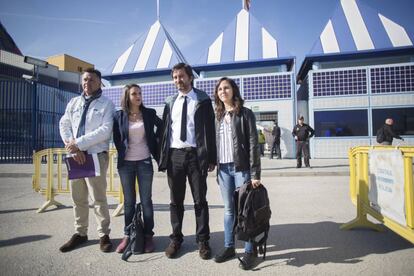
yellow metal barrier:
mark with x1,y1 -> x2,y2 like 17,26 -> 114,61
32,148 -> 125,216
341,146 -> 414,244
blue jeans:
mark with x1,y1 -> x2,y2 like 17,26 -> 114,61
118,158 -> 154,236
218,163 -> 253,253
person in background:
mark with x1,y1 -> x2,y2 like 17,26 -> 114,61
258,130 -> 266,157
158,63 -> 216,260
213,77 -> 262,271
292,116 -> 314,168
59,68 -> 115,253
113,84 -> 162,254
379,118 -> 404,145
270,121 -> 281,159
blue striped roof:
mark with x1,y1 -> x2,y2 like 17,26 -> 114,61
0,21 -> 22,55
108,20 -> 187,75
198,9 -> 290,65
310,0 -> 414,56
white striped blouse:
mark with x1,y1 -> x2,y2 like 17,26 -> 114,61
219,112 -> 234,164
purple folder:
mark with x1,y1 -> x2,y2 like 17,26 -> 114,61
65,153 -> 101,180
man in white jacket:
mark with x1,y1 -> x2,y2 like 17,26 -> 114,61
59,68 -> 115,253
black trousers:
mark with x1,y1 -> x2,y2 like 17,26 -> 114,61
296,141 -> 310,167
167,148 -> 210,243
271,140 -> 281,159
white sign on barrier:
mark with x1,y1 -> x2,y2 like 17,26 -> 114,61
368,149 -> 406,226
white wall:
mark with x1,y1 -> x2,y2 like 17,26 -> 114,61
245,99 -> 295,158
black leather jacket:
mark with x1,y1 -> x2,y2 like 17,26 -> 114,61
158,88 -> 216,174
383,124 -> 403,143
215,107 -> 261,180
292,123 -> 314,141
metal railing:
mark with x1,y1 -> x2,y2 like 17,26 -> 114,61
32,148 -> 125,217
341,146 -> 414,244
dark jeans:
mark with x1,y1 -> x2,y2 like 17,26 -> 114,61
259,144 -> 265,156
118,158 -> 154,236
167,148 -> 210,243
296,140 -> 310,167
270,140 -> 281,159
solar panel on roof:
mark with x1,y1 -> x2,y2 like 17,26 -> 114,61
141,82 -> 176,106
195,78 -> 241,99
243,75 -> 292,100
371,65 -> 414,94
313,69 -> 367,97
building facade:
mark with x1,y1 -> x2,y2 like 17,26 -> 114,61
47,54 -> 94,74
297,0 -> 414,158
104,8 -> 297,158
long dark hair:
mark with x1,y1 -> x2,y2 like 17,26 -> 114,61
121,84 -> 145,113
214,77 -> 244,121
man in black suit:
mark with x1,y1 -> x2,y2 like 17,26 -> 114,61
158,63 -> 216,260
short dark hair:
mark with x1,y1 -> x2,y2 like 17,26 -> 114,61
83,68 -> 101,80
171,63 -> 194,80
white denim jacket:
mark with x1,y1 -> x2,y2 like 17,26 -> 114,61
59,94 -> 115,154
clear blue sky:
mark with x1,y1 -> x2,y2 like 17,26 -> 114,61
1,0 -> 413,73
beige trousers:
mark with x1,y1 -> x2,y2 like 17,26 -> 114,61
70,152 -> 110,237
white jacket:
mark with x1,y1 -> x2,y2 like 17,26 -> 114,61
59,94 -> 115,154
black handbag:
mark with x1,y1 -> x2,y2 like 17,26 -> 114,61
121,203 -> 145,261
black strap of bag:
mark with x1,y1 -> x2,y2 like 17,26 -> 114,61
121,203 -> 145,261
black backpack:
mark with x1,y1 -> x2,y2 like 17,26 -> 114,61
376,126 -> 385,143
121,203 -> 145,261
233,181 -> 272,259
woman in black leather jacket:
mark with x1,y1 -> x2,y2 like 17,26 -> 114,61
212,77 -> 262,270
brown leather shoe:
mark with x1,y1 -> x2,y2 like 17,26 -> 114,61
198,241 -> 211,260
99,235 -> 113,252
59,234 -> 88,252
165,241 -> 181,258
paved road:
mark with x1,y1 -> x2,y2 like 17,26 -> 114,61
0,158 -> 413,275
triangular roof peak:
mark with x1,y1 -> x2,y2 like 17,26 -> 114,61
109,20 -> 187,75
310,0 -> 413,56
199,8 -> 290,65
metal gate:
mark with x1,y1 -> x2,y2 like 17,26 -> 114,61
0,80 -> 78,163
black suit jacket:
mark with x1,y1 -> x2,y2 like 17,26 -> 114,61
113,107 -> 163,169
158,88 -> 216,173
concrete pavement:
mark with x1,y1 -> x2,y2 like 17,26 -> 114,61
0,157 -> 413,275
0,156 -> 350,178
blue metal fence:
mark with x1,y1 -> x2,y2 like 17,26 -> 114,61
0,80 -> 79,163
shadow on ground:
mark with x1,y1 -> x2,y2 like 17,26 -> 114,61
257,221 -> 412,269
0,208 -> 39,214
262,164 -> 349,171
0,235 -> 51,248
120,221 -> 412,267
153,204 -> 223,212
